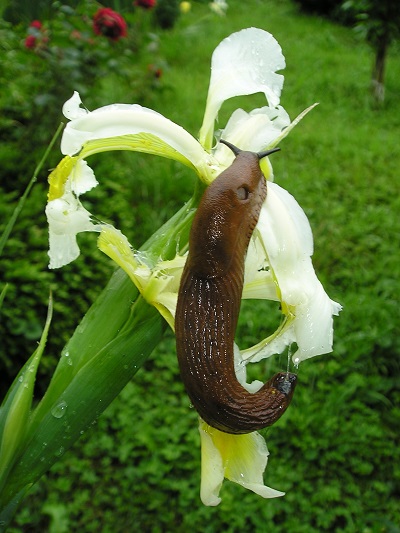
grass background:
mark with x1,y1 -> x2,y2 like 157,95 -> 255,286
1,0 -> 399,531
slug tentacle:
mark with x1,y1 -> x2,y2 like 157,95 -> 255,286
175,145 -> 297,435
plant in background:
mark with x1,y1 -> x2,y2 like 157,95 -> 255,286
24,20 -> 48,49
0,27 -> 341,528
209,0 -> 228,16
0,0 -> 171,192
92,7 -> 128,40
153,0 -> 180,28
135,0 -> 157,9
342,0 -> 400,103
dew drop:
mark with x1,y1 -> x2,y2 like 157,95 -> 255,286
55,446 -> 65,457
51,400 -> 68,419
294,357 -> 300,370
18,375 -> 24,383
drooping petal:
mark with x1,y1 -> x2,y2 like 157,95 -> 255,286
46,157 -> 101,268
243,182 -> 341,363
97,225 -> 186,329
60,93 -> 217,183
46,193 -> 100,269
69,159 -> 98,196
48,158 -> 98,201
199,419 -> 284,506
97,225 -> 152,292
199,28 -> 285,149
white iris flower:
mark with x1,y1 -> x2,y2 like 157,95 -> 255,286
46,27 -> 341,505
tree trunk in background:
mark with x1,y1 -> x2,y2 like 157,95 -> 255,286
371,33 -> 388,104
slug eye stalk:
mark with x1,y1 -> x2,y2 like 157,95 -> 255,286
220,138 -> 281,159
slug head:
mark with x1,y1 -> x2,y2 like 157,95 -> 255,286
188,141 -> 279,277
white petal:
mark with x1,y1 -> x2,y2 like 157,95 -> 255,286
60,101 -> 207,171
70,159 -> 98,196
199,420 -> 284,506
199,422 -> 224,506
215,106 -> 290,157
62,91 -> 88,120
46,193 -> 99,269
256,182 -> 341,362
200,28 -> 285,148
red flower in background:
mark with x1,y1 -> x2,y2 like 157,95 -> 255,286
24,35 -> 37,49
30,20 -> 42,29
93,8 -> 127,41
25,20 -> 45,49
134,0 -> 156,9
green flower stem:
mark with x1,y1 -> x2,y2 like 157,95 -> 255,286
0,296 -> 165,520
0,123 -> 63,259
0,181 -> 203,527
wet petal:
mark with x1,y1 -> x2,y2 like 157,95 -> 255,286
46,193 -> 99,269
199,28 -> 285,149
98,225 -> 186,328
62,91 -> 88,120
199,419 -> 284,506
215,106 -> 290,160
250,182 -> 341,363
60,94 -> 215,182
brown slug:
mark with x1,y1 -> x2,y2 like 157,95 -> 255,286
175,139 -> 297,435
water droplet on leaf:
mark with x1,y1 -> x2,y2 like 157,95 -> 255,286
51,400 -> 68,419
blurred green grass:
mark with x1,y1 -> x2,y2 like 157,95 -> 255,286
3,0 -> 400,531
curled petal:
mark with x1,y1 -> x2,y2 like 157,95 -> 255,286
199,419 -> 284,506
69,159 -> 98,196
62,91 -> 88,120
199,28 -> 285,149
97,225 -> 186,328
46,193 -> 99,269
48,158 -> 98,201
60,93 -> 216,183
97,225 -> 152,292
247,182 -> 341,363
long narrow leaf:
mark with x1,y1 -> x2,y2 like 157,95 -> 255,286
0,295 -> 53,490
0,298 -> 165,518
0,123 -> 63,258
0,284 -> 8,312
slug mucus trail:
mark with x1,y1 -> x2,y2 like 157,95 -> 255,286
175,140 -> 297,434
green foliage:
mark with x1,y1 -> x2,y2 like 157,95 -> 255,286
153,0 -> 180,29
0,0 -> 176,396
0,0 -> 168,191
1,0 -> 400,531
292,0 -> 344,18
342,0 -> 400,46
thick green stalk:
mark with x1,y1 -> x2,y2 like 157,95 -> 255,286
0,186 -> 201,529
0,296 -> 165,522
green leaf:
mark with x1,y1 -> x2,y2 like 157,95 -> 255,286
0,295 -> 53,491
0,284 -> 8,312
0,292 -> 165,519
0,123 -> 63,259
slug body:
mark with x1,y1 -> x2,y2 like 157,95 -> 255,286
175,146 -> 297,435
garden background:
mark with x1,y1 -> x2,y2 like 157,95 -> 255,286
1,0 -> 399,531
